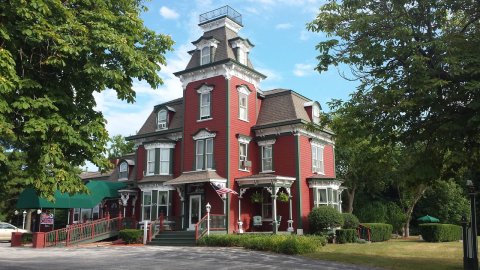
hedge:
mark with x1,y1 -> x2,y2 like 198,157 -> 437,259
342,213 -> 360,229
119,229 -> 143,244
308,206 -> 344,234
335,229 -> 357,244
198,234 -> 326,255
361,223 -> 392,242
419,223 -> 462,242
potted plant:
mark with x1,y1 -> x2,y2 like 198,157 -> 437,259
278,192 -> 289,202
251,192 -> 263,204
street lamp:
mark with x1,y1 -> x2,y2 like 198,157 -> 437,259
463,180 -> 479,270
22,211 -> 26,230
37,209 -> 42,232
14,210 -> 19,229
206,203 -> 211,236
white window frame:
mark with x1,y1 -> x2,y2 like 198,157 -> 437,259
311,142 -> 325,174
92,204 -> 100,220
316,188 -> 328,206
73,208 -> 80,224
142,191 -> 152,221
157,191 -> 169,217
237,86 -> 250,121
119,162 -> 128,180
157,109 -> 168,130
159,148 -> 170,175
196,138 -> 214,170
313,105 -> 320,124
258,139 -> 275,173
201,46 -> 210,65
200,92 -> 211,119
239,142 -> 248,171
261,145 -> 273,172
146,149 -> 155,176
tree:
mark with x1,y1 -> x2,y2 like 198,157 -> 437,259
308,0 -> 480,176
0,1 -> 173,199
107,135 -> 135,159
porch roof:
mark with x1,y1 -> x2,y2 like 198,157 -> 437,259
235,173 -> 295,187
163,170 -> 226,186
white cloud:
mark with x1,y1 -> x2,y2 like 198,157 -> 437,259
160,6 -> 180,20
293,63 -> 315,77
275,23 -> 293,30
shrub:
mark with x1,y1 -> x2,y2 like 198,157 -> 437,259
199,234 -> 326,255
118,229 -> 143,244
361,223 -> 392,242
419,223 -> 462,242
385,202 -> 406,234
21,233 -> 33,244
308,206 -> 344,234
342,213 -> 360,229
354,201 -> 387,223
335,229 -> 357,244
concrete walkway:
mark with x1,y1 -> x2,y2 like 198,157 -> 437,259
0,242 -> 382,270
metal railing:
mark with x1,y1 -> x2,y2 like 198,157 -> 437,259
199,5 -> 242,25
195,214 -> 226,240
44,217 -> 134,247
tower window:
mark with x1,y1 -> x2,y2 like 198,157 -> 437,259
201,47 -> 211,65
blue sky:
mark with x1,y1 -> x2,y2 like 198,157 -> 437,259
93,0 -> 359,140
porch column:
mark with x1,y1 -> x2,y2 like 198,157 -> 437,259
272,192 -> 278,234
287,187 -> 294,232
238,188 -> 248,233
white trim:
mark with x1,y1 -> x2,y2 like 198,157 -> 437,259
188,195 -> 202,230
193,130 -> 217,140
177,62 -> 264,90
255,125 -> 334,145
195,39 -> 219,51
237,85 -> 251,96
303,101 -> 314,107
257,139 -> 276,147
196,84 -> 214,94
197,118 -> 213,122
144,142 -> 176,150
199,16 -> 242,33
237,136 -> 252,144
138,183 -> 176,192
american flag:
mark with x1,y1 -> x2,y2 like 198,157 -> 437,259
211,183 -> 238,196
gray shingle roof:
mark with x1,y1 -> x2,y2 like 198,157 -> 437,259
255,89 -> 312,127
164,170 -> 226,186
137,98 -> 184,135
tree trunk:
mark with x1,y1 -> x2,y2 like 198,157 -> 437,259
345,187 -> 356,213
402,185 -> 428,237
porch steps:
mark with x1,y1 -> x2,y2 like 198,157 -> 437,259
148,231 -> 197,246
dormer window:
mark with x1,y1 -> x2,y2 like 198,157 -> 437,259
197,84 -> 214,121
237,85 -> 251,121
119,162 -> 128,180
157,109 -> 168,130
313,105 -> 320,124
201,47 -> 210,65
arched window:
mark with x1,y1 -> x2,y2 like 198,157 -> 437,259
312,105 -> 320,124
157,109 -> 167,129
119,161 -> 128,180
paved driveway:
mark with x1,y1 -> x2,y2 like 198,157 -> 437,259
0,242 -> 381,270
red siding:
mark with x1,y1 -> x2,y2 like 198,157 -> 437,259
173,141 -> 182,177
136,146 -> 145,181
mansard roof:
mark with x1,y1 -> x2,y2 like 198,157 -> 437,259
137,98 -> 183,136
184,26 -> 254,71
255,89 -> 313,127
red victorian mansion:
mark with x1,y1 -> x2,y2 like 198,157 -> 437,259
109,6 -> 343,235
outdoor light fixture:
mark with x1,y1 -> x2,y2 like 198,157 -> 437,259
462,180 -> 478,270
206,203 -> 211,236
37,209 -> 42,232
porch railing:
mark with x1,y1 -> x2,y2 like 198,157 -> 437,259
44,217 -> 133,247
158,215 -> 183,232
195,214 -> 226,240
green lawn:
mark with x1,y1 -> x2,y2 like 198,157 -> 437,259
304,237 -> 464,270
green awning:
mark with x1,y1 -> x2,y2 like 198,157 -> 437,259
16,181 -> 127,209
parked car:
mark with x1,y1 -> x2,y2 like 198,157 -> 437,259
0,222 -> 29,241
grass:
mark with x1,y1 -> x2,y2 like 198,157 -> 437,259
304,237 -> 463,270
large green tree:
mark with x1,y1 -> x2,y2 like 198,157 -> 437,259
0,0 -> 173,199
308,0 -> 480,174
107,134 -> 135,159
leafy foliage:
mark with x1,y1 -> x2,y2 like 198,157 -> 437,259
118,229 -> 143,244
361,223 -> 393,242
0,0 -> 173,199
341,213 -> 359,229
308,206 -> 344,234
419,224 -> 462,242
335,229 -> 357,244
107,135 -> 135,159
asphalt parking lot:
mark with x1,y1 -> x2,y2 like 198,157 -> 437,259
0,241 -> 380,270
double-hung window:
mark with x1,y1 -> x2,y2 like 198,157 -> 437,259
262,145 -> 273,172
201,47 -> 210,65
312,143 -> 324,174
312,105 -> 320,124
196,138 -> 213,170
159,148 -> 170,175
146,149 -> 155,175
200,92 -> 211,119
239,93 -> 248,121
119,162 -> 128,180
142,191 -> 152,221
157,109 -> 167,129
239,142 -> 248,170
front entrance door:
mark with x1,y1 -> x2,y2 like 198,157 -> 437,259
188,195 -> 201,230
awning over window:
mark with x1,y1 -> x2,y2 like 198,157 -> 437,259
163,170 -> 226,186
16,181 -> 127,209
235,173 -> 295,188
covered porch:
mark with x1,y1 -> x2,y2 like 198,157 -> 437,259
163,170 -> 227,231
235,173 -> 296,234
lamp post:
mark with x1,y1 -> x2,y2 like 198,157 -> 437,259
14,210 -> 19,229
22,211 -> 26,230
37,209 -> 42,232
206,203 -> 211,236
464,180 -> 479,270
